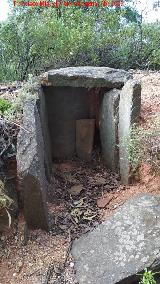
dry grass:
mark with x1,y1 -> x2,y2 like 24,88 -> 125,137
0,180 -> 13,211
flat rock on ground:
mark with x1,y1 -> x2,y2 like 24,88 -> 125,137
72,194 -> 160,284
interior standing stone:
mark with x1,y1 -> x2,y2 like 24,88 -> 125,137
72,194 -> 160,284
76,119 -> 95,161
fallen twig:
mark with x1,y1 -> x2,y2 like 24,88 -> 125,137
43,232 -> 72,284
43,263 -> 55,284
1,117 -> 30,133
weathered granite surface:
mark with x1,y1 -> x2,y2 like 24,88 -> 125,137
17,98 -> 49,230
72,194 -> 160,284
41,66 -> 132,88
38,87 -> 52,181
99,89 -> 120,171
118,79 -> 141,184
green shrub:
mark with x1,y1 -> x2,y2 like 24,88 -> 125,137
139,268 -> 158,284
0,98 -> 12,115
1,5 -> 160,82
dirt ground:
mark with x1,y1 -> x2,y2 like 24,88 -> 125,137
0,70 -> 160,284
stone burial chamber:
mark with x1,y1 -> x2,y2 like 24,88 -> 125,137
16,66 -> 141,230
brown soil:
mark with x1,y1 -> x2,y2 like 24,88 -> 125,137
0,70 -> 160,284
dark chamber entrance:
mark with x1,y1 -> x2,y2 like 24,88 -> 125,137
43,86 -> 103,162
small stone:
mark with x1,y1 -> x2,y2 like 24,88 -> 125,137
70,262 -> 74,268
68,185 -> 83,196
1,236 -> 5,241
65,173 -> 77,184
13,273 -> 17,277
15,236 -> 18,242
97,195 -> 113,208
18,261 -> 23,268
95,177 -> 106,185
54,162 -> 75,172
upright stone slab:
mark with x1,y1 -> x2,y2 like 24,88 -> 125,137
76,119 -> 95,161
17,98 -> 49,230
38,88 -> 52,181
99,89 -> 120,171
72,194 -> 160,284
118,80 -> 141,184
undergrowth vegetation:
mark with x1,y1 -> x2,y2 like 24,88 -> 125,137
0,180 -> 13,227
0,180 -> 12,211
138,268 -> 159,284
128,117 -> 160,175
0,98 -> 12,115
0,75 -> 37,122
